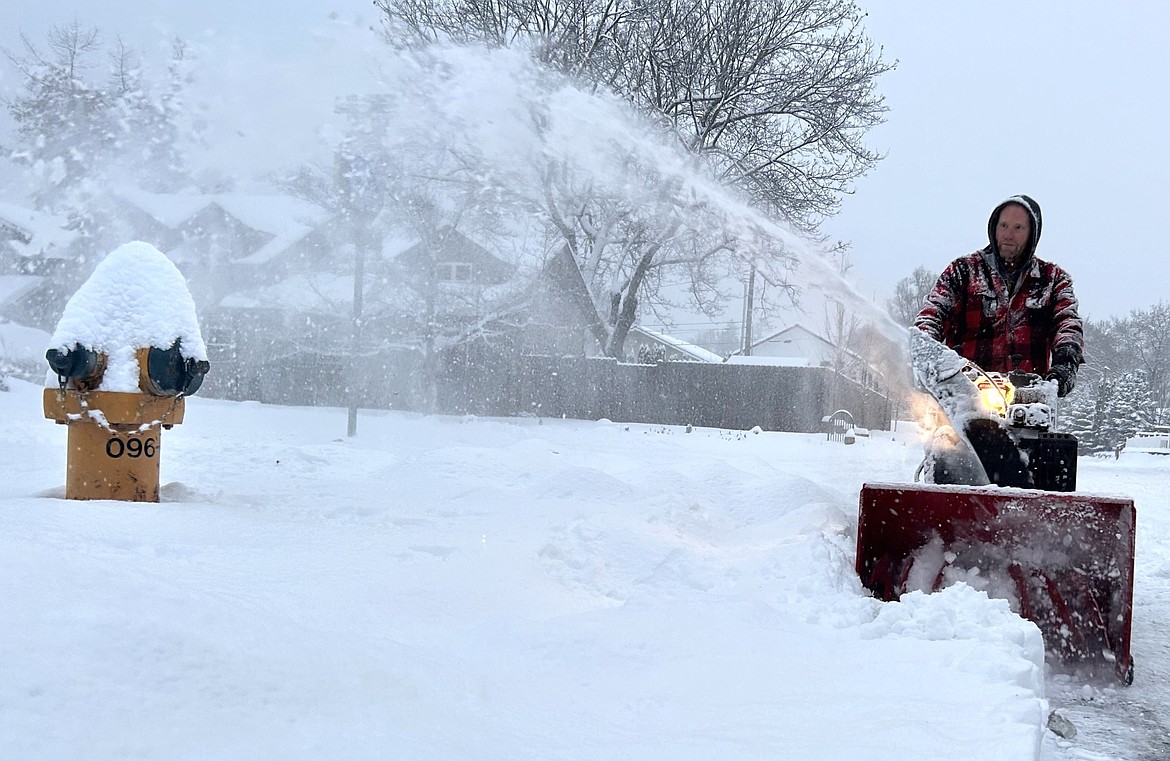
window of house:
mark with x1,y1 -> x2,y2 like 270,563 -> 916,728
435,262 -> 473,283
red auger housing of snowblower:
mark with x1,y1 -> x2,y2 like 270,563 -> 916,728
857,357 -> 1137,684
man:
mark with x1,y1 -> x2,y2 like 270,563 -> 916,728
914,194 -> 1084,396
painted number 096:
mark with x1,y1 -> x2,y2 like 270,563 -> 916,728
105,437 -> 157,459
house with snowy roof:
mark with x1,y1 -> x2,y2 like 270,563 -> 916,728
0,273 -> 53,376
197,224 -> 529,402
111,187 -> 336,305
371,227 -> 525,345
0,202 -> 86,331
0,202 -> 80,267
727,322 -> 886,392
728,324 -> 836,363
511,245 -> 723,363
388,228 -> 516,288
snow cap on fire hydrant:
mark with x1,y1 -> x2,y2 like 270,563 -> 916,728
46,241 -> 208,393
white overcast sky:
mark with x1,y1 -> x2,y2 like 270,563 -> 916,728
2,1 -> 1164,321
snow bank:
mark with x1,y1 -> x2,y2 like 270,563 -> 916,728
863,582 -> 1046,689
0,381 -> 1048,760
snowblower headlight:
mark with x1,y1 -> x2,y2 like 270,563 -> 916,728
974,374 -> 1013,416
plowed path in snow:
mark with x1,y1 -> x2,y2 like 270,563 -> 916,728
1042,456 -> 1170,760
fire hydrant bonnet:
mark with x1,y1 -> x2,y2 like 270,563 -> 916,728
47,241 -> 208,393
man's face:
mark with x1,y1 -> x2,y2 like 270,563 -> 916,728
995,204 -> 1032,266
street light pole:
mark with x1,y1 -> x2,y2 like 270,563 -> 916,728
339,152 -> 383,437
347,218 -> 368,437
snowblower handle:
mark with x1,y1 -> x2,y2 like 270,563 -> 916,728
1007,370 -> 1042,388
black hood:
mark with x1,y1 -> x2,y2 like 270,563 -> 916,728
987,194 -> 1042,260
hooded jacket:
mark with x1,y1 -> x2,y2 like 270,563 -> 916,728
914,195 -> 1084,375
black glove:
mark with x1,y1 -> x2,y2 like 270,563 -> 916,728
1046,363 -> 1076,397
1046,345 -> 1082,397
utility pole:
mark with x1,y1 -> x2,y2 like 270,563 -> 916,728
741,266 -> 756,356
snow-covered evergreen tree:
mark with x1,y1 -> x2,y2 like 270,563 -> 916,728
1070,369 -> 1156,453
1059,382 -> 1100,454
4,23 -> 195,211
104,37 -> 191,193
1106,370 -> 1155,450
5,23 -> 114,210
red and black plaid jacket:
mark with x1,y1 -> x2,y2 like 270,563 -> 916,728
914,248 -> 1083,374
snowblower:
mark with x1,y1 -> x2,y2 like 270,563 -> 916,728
856,330 -> 1136,684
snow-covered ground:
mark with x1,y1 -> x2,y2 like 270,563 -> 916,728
1,378 -> 1167,760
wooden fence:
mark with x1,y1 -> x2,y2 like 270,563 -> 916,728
437,350 -> 890,433
202,347 -> 891,434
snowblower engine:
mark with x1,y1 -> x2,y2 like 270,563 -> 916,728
928,366 -> 1079,492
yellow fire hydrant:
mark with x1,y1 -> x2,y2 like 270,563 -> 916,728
42,242 -> 210,502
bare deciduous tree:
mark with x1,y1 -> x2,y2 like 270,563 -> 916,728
375,0 -> 892,358
1092,304 -> 1170,423
614,0 -> 891,229
1122,303 -> 1170,413
887,265 -> 937,327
